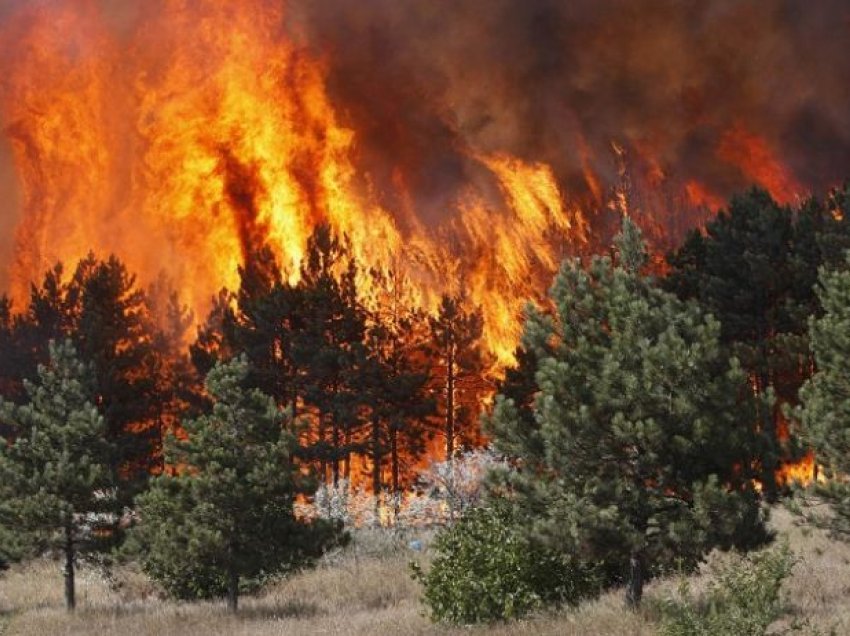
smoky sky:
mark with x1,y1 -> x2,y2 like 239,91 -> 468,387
293,0 -> 850,213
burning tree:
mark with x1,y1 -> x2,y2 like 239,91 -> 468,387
361,267 -> 435,510
0,255 -> 190,505
486,219 -> 769,608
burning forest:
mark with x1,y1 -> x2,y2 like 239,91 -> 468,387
2,0 -> 850,628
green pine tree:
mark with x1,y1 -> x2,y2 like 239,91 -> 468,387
795,252 -> 850,538
10,255 -> 177,505
486,218 -> 769,608
0,340 -> 114,611
131,356 -> 341,612
664,187 -> 843,496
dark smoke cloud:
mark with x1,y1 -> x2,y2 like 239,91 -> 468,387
294,0 -> 850,214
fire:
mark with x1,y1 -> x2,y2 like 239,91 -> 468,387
0,1 -> 817,370
776,451 -> 825,488
685,180 -> 724,212
717,123 -> 804,206
0,0 -> 592,367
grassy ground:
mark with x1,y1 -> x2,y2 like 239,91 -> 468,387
0,506 -> 847,635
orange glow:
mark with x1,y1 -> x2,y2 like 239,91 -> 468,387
776,451 -> 822,487
717,123 -> 803,205
685,180 -> 725,211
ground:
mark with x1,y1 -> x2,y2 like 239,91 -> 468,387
1,506 -> 848,635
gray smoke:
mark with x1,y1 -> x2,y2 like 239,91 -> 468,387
294,0 -> 850,212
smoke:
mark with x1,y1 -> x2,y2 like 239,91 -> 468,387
295,0 -> 850,207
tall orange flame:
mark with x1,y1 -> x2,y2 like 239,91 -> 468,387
0,0 -> 596,366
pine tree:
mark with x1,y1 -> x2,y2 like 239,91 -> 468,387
429,294 -> 486,461
10,255 -> 173,504
361,268 -> 435,512
0,340 -> 114,611
294,226 -> 367,483
66,254 -> 162,492
486,218 -> 768,608
795,253 -> 850,538
665,189 -> 810,497
228,246 -> 304,410
190,288 -> 237,377
0,295 -> 23,409
132,356 -> 340,612
145,275 -> 202,460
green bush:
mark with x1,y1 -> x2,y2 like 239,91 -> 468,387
411,506 -> 599,624
656,543 -> 795,636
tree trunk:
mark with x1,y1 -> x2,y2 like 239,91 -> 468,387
64,520 -> 76,612
625,549 -> 644,609
227,566 -> 239,614
332,414 -> 340,486
372,414 -> 382,523
318,409 -> 328,483
446,344 -> 455,462
757,318 -> 779,503
343,425 -> 352,482
390,427 -> 400,519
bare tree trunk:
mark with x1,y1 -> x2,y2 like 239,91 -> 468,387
391,427 -> 400,520
446,344 -> 455,462
625,549 -> 644,609
372,414 -> 382,523
64,520 -> 76,612
227,566 -> 239,614
332,414 -> 341,486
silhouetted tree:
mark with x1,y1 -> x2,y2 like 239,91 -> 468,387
361,268 -> 435,510
429,294 -> 486,461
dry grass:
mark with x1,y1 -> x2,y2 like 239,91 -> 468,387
1,506 -> 847,635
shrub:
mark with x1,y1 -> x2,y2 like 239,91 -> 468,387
411,506 -> 599,624
656,542 -> 795,636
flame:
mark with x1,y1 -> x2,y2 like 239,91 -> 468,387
0,0 -> 594,368
0,2 -> 811,371
717,123 -> 803,205
685,180 -> 725,211
777,451 -> 823,488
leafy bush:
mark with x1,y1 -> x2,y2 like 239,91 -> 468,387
656,543 -> 795,636
411,506 -> 599,624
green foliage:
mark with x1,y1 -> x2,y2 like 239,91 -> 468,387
412,506 -> 599,624
664,187 -> 850,495
0,519 -> 26,571
486,218 -> 769,607
0,340 -> 115,609
1,255 -> 196,505
795,251 -> 850,539
131,356 -> 343,608
656,543 -> 794,636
